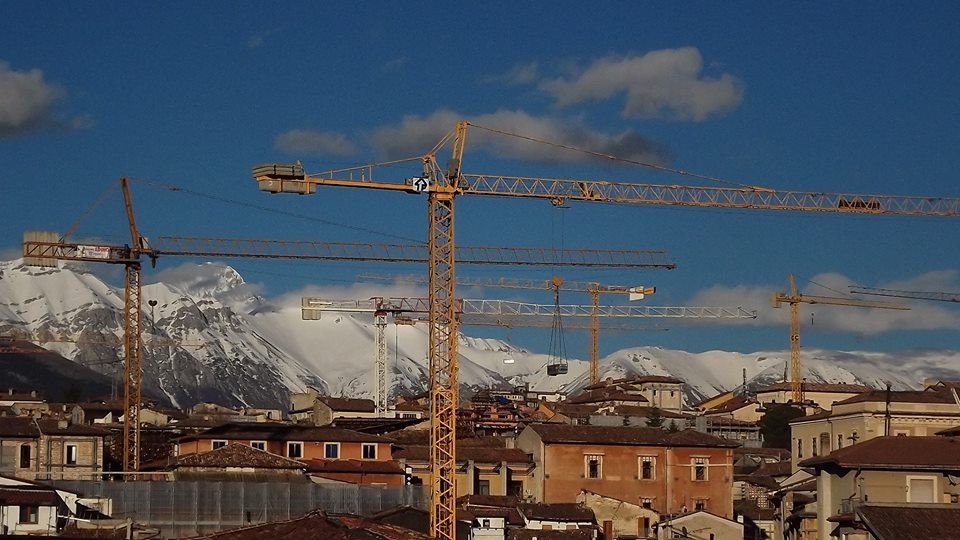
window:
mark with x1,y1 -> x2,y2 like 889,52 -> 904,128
694,499 -> 706,512
250,441 -> 266,451
19,504 -> 38,524
640,456 -> 655,480
324,442 -> 340,459
692,457 -> 708,481
19,444 -> 31,469
585,454 -> 602,479
482,519 -> 491,528
362,443 -> 377,460
837,434 -> 844,449
641,498 -> 653,509
212,440 -> 227,450
796,438 -> 803,458
907,476 -> 936,503
477,479 -> 490,495
820,432 -> 831,454
65,444 -> 78,465
811,437 -> 818,457
287,442 -> 303,459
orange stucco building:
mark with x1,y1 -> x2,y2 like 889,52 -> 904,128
516,424 -> 737,519
173,422 -> 402,484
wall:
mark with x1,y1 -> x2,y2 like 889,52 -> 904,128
177,439 -> 392,462
655,513 -> 742,540
578,491 -> 659,539
516,432 -> 733,518
1,436 -> 102,481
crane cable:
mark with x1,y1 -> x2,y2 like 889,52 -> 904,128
468,122 -> 768,191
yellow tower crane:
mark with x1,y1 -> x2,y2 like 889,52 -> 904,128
357,273 -> 657,384
23,178 -> 673,472
773,273 -> 909,403
253,120 -> 960,540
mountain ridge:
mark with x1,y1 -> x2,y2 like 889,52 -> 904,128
1,258 -> 956,409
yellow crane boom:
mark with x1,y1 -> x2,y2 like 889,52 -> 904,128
254,120 -> 960,540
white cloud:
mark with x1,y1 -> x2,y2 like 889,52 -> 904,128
275,129 -> 357,156
485,62 -> 540,85
541,47 -> 743,121
371,108 -> 668,164
687,272 -> 960,335
0,60 -> 80,137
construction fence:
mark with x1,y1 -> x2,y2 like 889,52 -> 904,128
50,480 -> 429,538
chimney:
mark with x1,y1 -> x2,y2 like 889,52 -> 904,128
30,390 -> 36,398
58,419 -> 69,429
7,389 -> 12,396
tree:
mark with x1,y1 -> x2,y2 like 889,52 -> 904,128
760,403 -> 806,449
666,420 -> 680,433
646,408 -> 665,428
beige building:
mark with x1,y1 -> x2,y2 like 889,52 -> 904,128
289,390 -> 378,425
755,382 -> 872,410
799,435 -> 960,539
654,510 -> 744,539
396,442 -> 535,497
578,489 -> 659,539
0,417 -> 107,481
701,395 -> 762,423
571,376 -> 685,413
789,388 -> 960,472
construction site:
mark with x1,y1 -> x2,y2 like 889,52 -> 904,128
4,4 -> 960,540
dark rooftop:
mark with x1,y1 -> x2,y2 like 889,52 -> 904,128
526,423 -> 739,448
800,436 -> 960,471
518,503 -> 595,522
0,417 -> 109,437
0,485 -> 61,506
833,388 -> 957,406
191,510 -> 429,540
304,459 -> 405,475
176,422 -> 390,444
756,382 -> 873,394
318,397 -> 376,413
858,504 -> 960,540
142,443 -> 306,471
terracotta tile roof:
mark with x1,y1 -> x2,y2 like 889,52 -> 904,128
176,422 -> 390,444
0,486 -> 61,506
526,423 -> 739,448
328,417 -> 425,434
142,443 -> 306,471
857,504 -> 960,540
935,425 -> 960,436
0,417 -> 109,437
692,391 -> 733,408
318,397 -> 376,413
608,405 -> 687,419
705,395 -> 758,415
394,445 -> 532,464
833,388 -> 957,406
756,382 -> 873,394
800,436 -> 960,470
544,403 -> 600,418
750,460 -> 792,478
192,510 -> 430,540
304,459 -> 405,475
518,503 -> 595,522
789,410 -> 834,423
567,389 -> 649,405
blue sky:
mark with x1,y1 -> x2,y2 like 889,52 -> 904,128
3,2 -> 960,357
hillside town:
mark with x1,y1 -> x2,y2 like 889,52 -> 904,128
3,374 -> 960,538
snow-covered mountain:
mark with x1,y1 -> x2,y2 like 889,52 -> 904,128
1,258 -> 957,409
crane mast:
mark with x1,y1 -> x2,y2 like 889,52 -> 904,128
773,274 -> 909,403
255,119 -> 960,540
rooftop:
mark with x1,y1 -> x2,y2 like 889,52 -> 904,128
142,443 -> 306,471
0,417 -> 109,437
517,503 -> 595,522
525,423 -> 739,448
0,485 -> 61,506
304,459 -> 405,475
833,388 -> 957,406
800,436 -> 960,471
192,510 -> 429,540
756,382 -> 873,394
318,397 -> 376,413
705,395 -> 758,415
176,422 -> 390,444
858,503 -> 960,540
567,389 -> 649,405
